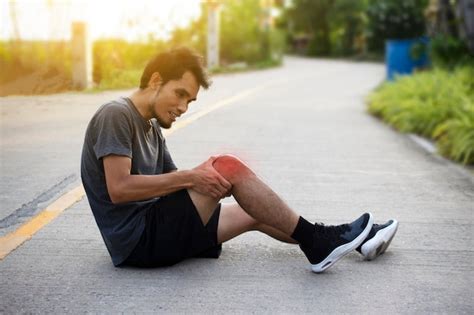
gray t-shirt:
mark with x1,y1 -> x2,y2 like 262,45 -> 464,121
81,97 -> 177,266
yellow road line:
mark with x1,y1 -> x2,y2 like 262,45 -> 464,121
0,185 -> 85,260
0,85 -> 264,260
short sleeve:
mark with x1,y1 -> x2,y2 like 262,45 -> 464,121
163,139 -> 177,173
92,105 -> 133,160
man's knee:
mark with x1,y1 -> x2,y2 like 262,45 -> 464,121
212,154 -> 253,182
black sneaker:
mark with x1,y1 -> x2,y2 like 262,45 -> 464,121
356,219 -> 399,260
300,213 -> 373,273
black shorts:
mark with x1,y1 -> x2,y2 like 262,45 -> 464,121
122,189 -> 222,267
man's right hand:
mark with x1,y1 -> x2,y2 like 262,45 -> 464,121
191,157 -> 232,199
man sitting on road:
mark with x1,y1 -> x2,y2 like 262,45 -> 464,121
81,47 -> 398,273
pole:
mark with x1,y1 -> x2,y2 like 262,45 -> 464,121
71,22 -> 93,90
206,1 -> 220,69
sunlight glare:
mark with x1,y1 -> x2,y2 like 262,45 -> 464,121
2,0 -> 202,41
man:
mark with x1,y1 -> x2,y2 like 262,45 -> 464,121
81,47 -> 398,273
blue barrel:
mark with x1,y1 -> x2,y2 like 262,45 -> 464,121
386,37 -> 430,80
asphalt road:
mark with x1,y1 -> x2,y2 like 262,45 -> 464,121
1,57 -> 473,313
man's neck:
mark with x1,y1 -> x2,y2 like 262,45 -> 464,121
129,89 -> 152,120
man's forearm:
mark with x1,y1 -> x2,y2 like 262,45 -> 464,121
108,170 -> 194,204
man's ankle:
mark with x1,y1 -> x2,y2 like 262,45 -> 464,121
290,216 -> 314,248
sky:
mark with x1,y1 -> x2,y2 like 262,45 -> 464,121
1,0 -> 202,41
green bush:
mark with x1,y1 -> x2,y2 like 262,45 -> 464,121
93,39 -> 169,89
366,0 -> 427,52
93,69 -> 142,90
284,0 -> 367,57
219,0 -> 285,64
368,66 -> 474,164
0,40 -> 72,84
434,98 -> 474,164
430,34 -> 473,69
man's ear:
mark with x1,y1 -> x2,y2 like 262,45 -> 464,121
148,72 -> 163,90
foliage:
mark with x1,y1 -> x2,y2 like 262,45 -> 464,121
366,0 -> 427,52
92,39 -> 168,89
434,98 -> 474,164
220,0 -> 265,63
430,34 -> 473,69
1,2 -> 285,94
329,0 -> 367,56
285,0 -> 367,56
169,16 -> 207,56
92,0 -> 287,90
368,66 -> 474,164
0,40 -> 71,85
142,1 -> 285,67
287,0 -> 333,56
92,69 -> 143,90
209,0 -> 285,65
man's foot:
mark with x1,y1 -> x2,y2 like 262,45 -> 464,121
356,219 -> 399,260
300,213 -> 373,273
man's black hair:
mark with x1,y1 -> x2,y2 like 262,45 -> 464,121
139,47 -> 211,89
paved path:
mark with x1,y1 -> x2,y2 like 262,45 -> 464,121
1,57 -> 473,313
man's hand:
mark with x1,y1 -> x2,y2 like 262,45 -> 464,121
191,156 -> 232,199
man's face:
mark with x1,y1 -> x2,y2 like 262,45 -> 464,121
149,71 -> 199,129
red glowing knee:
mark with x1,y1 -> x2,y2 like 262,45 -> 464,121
212,154 -> 252,182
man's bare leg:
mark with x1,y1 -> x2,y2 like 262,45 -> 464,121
217,203 -> 298,244
212,155 -> 300,236
188,154 -> 299,237
186,190 -> 297,244
189,154 -> 373,273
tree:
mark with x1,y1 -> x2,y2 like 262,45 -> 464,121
219,0 -> 267,63
329,0 -> 367,55
285,0 -> 367,56
172,0 -> 277,65
287,0 -> 333,56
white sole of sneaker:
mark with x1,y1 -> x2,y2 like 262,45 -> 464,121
361,219 -> 399,261
311,213 -> 374,273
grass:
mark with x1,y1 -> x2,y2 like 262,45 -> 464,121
89,69 -> 143,91
367,66 -> 474,165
